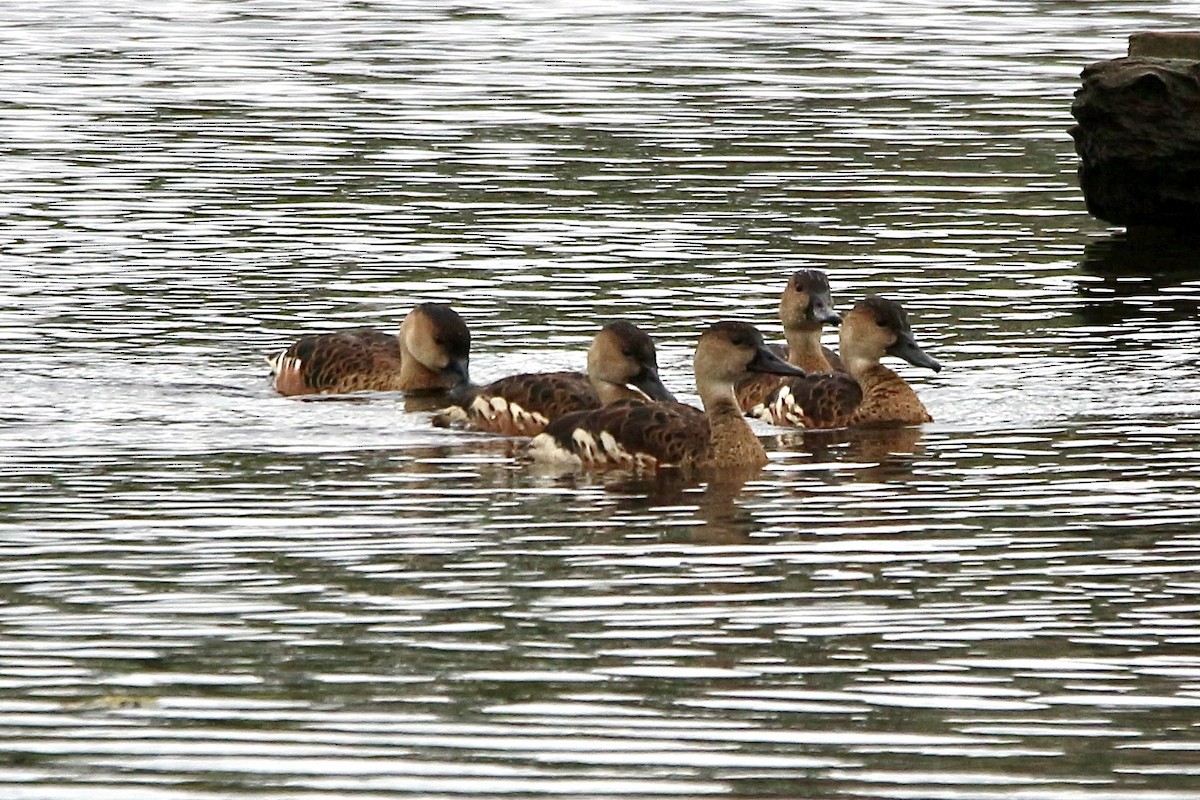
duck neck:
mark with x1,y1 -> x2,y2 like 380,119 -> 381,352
783,325 -> 830,372
698,378 -> 768,468
397,336 -> 448,393
592,378 -> 643,405
844,355 -> 894,389
844,356 -> 930,424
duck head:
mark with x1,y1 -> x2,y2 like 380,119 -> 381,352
403,303 -> 472,387
588,320 -> 675,402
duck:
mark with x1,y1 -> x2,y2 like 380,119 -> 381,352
267,303 -> 471,396
433,321 -> 675,436
528,321 -> 806,471
735,269 -> 843,412
749,295 -> 940,428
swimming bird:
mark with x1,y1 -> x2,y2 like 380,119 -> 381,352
433,321 -> 674,437
736,269 -> 843,412
749,295 -> 940,428
267,303 -> 471,396
528,321 -> 806,471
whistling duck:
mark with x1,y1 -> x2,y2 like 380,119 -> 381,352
750,295 -> 940,428
528,321 -> 805,471
433,321 -> 674,437
736,269 -> 844,411
267,303 -> 470,396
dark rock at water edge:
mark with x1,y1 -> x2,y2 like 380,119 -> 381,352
1070,46 -> 1200,232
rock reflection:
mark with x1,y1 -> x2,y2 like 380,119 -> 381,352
1081,230 -> 1200,278
1077,233 -> 1200,327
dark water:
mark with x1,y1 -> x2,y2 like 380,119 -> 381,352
4,2 -> 1200,798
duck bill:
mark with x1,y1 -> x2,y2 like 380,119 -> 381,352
888,337 -> 941,372
810,294 -> 842,326
441,357 -> 472,387
748,345 -> 807,377
629,368 -> 676,403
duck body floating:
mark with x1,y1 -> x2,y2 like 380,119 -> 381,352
434,321 -> 674,437
750,296 -> 940,428
529,321 -> 805,471
267,303 -> 471,397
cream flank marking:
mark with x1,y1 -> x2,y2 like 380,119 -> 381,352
570,428 -> 600,463
598,430 -> 637,467
266,351 -> 305,379
528,432 -> 584,468
753,385 -> 807,427
437,405 -> 470,425
469,395 -> 548,433
267,352 -> 311,394
530,427 -> 659,470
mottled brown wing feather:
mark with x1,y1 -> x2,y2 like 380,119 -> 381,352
477,372 -> 600,419
278,328 -> 403,393
546,399 -> 710,466
437,371 -> 603,435
737,343 -> 846,411
767,373 -> 863,428
735,373 -> 785,412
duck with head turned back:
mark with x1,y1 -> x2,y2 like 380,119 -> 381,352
749,295 -> 940,428
736,269 -> 843,412
433,321 -> 674,437
267,303 -> 471,397
529,321 -> 806,471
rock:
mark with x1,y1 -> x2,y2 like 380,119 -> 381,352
1129,31 -> 1200,59
1070,41 -> 1200,231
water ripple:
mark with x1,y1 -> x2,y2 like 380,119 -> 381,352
5,0 -> 1200,797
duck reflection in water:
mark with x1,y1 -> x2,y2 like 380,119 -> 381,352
770,424 -> 927,484
568,468 -> 764,546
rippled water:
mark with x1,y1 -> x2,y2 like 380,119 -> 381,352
4,1 -> 1200,797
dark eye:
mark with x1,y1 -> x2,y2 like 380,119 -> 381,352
622,348 -> 635,357
434,338 -> 444,346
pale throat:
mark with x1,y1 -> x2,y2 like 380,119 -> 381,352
700,376 -> 767,466
697,377 -> 741,416
844,353 -> 900,391
398,337 -> 445,389
784,324 -> 825,364
594,378 -> 642,403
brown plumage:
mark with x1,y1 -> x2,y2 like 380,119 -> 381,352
432,321 -> 674,437
736,269 -> 843,412
267,303 -> 471,397
751,295 -> 941,428
529,321 -> 806,471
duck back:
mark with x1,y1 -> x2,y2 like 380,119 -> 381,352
531,399 -> 709,469
751,372 -> 863,428
438,371 -> 600,436
270,328 -> 404,396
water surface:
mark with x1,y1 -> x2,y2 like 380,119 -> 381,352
4,1 -> 1200,798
